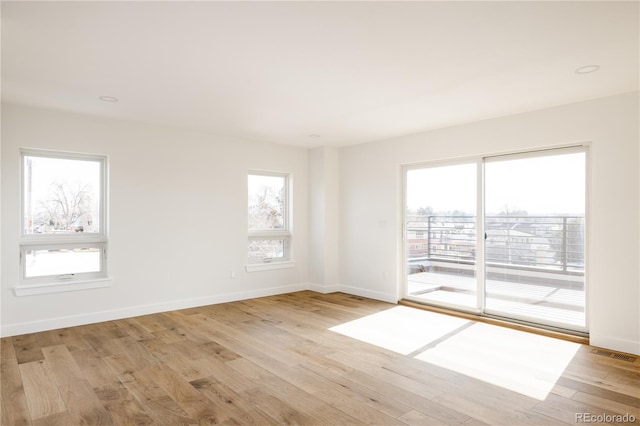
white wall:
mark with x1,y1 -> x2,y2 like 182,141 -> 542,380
309,147 -> 326,286
324,146 -> 340,288
308,146 -> 340,292
339,92 -> 640,355
1,103 -> 309,336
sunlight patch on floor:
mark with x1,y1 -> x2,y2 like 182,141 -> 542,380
329,306 -> 470,355
329,306 -> 580,400
414,322 -> 580,400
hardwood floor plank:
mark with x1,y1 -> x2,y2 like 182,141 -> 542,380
57,379 -> 114,425
112,336 -> 162,369
299,359 -> 415,419
190,376 -> 279,425
12,334 -> 45,365
117,318 -> 157,341
119,370 -> 198,424
343,368 -> 472,425
58,327 -> 91,352
398,409 -> 449,426
1,338 -> 32,426
196,340 -> 242,362
96,321 -> 132,340
103,352 -> 140,377
241,353 -> 405,425
31,411 -> 73,426
461,418 -> 492,426
167,353 -> 255,392
549,383 -> 578,399
34,329 -> 64,349
604,368 -> 640,388
93,380 -> 155,425
71,348 -> 121,388
571,391 -> 640,418
433,391 -> 565,426
152,327 -> 191,345
227,357 -> 364,426
142,363 -> 220,422
240,387 -> 320,425
119,369 -> 168,402
82,331 -> 122,358
136,395 -> 195,426
134,312 -> 178,333
139,337 -> 188,361
18,360 -> 66,419
532,392 -> 625,424
557,375 -> 640,405
327,350 -> 449,400
42,344 -> 85,386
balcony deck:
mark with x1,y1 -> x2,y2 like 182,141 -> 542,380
408,271 -> 585,328
406,214 -> 586,329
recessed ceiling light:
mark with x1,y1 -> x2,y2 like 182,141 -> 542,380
574,65 -> 600,75
99,96 -> 119,102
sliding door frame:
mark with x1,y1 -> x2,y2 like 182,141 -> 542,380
481,145 -> 589,334
402,157 -> 482,314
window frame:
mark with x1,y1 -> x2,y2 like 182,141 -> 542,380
246,170 -> 293,269
18,149 -> 109,290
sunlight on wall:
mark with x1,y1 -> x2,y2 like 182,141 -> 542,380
330,306 -> 580,400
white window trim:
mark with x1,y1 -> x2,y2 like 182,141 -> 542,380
246,170 -> 293,268
18,149 -> 110,294
14,278 -> 112,297
245,260 -> 296,273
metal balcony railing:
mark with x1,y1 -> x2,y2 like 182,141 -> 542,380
406,215 -> 585,274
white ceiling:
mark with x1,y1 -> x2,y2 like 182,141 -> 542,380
2,1 -> 638,147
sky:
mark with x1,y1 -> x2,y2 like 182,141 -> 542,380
407,152 -> 585,216
25,155 -> 100,200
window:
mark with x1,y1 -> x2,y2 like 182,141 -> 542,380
247,171 -> 292,268
19,149 -> 108,292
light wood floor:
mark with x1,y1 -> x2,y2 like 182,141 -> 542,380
1,291 -> 638,425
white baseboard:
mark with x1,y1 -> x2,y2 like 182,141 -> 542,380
308,282 -> 341,294
1,283 -> 308,337
589,334 -> 640,356
307,282 -> 398,303
3,282 -> 404,337
338,285 -> 398,304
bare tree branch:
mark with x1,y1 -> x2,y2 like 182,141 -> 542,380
35,182 -> 94,231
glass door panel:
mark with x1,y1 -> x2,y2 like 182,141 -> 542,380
405,163 -> 478,310
484,150 -> 586,330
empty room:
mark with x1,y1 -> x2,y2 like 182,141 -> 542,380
1,1 -> 639,425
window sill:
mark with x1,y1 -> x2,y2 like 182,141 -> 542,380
245,260 -> 295,273
14,277 -> 112,297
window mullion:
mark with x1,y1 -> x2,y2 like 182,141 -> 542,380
248,231 -> 291,239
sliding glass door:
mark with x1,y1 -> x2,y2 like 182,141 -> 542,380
484,150 -> 586,330
405,162 -> 479,311
404,148 -> 586,332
